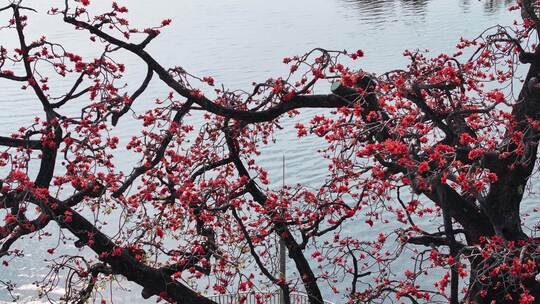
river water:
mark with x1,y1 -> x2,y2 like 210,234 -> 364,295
0,0 -> 520,302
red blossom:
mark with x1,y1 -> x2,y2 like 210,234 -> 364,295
161,19 -> 172,26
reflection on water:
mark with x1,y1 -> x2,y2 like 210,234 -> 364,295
342,0 -> 513,21
469,0 -> 514,13
343,0 -> 429,15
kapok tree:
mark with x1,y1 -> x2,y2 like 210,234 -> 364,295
1,0 -> 540,303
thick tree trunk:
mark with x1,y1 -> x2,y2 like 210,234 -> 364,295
468,267 -> 540,303
465,47 -> 540,303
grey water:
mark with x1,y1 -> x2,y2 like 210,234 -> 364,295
0,0 -> 521,303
